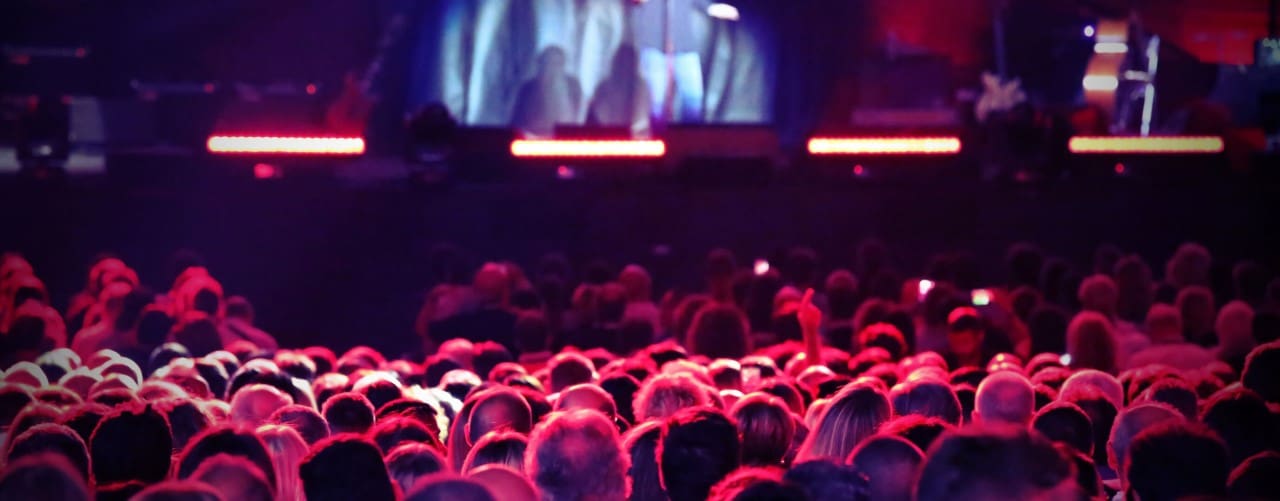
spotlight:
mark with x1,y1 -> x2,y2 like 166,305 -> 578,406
1083,25 -> 1095,37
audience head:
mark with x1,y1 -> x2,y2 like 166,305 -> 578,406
268,404 -> 330,445
527,409 -> 629,501
190,453 -> 274,501
659,407 -> 741,501
797,382 -> 891,462
467,388 -> 533,446
321,391 -> 376,435
256,424 -> 309,501
916,425 -> 1077,501
1107,402 -> 1182,477
462,431 -> 527,473
730,393 -> 795,467
547,352 -> 595,393
89,403 -> 172,485
1126,421 -> 1229,501
1032,401 -> 1093,455
0,453 -> 90,501
635,372 -> 711,422
889,377 -> 961,425
176,425 -> 278,491
1066,311 -> 1118,374
686,304 -> 751,360
974,371 -> 1035,426
1228,451 -> 1280,500
387,443 -> 448,495
849,434 -> 923,501
300,435 -> 397,501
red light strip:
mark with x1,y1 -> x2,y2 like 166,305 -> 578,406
510,139 -> 666,158
1068,136 -> 1223,154
807,137 -> 962,155
206,135 -> 366,155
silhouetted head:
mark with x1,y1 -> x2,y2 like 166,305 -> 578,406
300,435 -> 397,501
916,425 -> 1076,501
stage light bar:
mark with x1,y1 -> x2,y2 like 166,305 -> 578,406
206,135 -> 366,155
1093,42 -> 1128,54
510,139 -> 666,158
807,137 -> 962,155
1082,75 -> 1119,91
1068,136 -> 1224,154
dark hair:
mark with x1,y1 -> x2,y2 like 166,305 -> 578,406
269,404 -> 330,446
659,408 -> 741,501
194,359 -> 230,399
405,473 -> 495,501
1200,387 -> 1279,468
0,453 -> 90,501
916,425 -> 1074,501
599,373 -> 641,426
302,346 -> 337,375
387,443 -> 448,494
782,459 -> 869,500
889,378 -> 961,425
1126,421 -> 1229,501
825,270 -> 860,320
849,434 -> 923,501
879,414 -> 952,453
472,342 -> 512,383
300,435 -> 397,501
155,398 -> 212,451
1032,402 -> 1094,455
1242,341 -> 1280,404
1228,451 -> 1280,500
1028,306 -> 1069,355
89,403 -> 173,484
547,352 -> 594,393
731,393 -> 795,467
176,426 -> 278,491
356,379 -> 404,413
377,398 -> 443,443
1060,386 -> 1118,467
514,311 -> 551,354
687,304 -> 751,360
0,385 -> 35,430
321,392 -> 376,435
623,420 -> 664,501
5,423 -> 90,483
370,417 -> 434,455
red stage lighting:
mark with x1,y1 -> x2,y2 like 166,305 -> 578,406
807,136 -> 962,155
1068,136 -> 1224,154
206,135 -> 366,155
510,139 -> 666,158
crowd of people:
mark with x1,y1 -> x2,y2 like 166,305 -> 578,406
1,240 -> 1279,501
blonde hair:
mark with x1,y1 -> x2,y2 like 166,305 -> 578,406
256,425 -> 309,501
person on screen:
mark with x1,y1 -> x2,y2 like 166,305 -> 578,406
587,45 -> 652,136
511,46 -> 583,137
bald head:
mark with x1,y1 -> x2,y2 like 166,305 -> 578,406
975,372 -> 1035,426
467,389 -> 533,446
1107,403 -> 1182,477
555,384 -> 617,420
